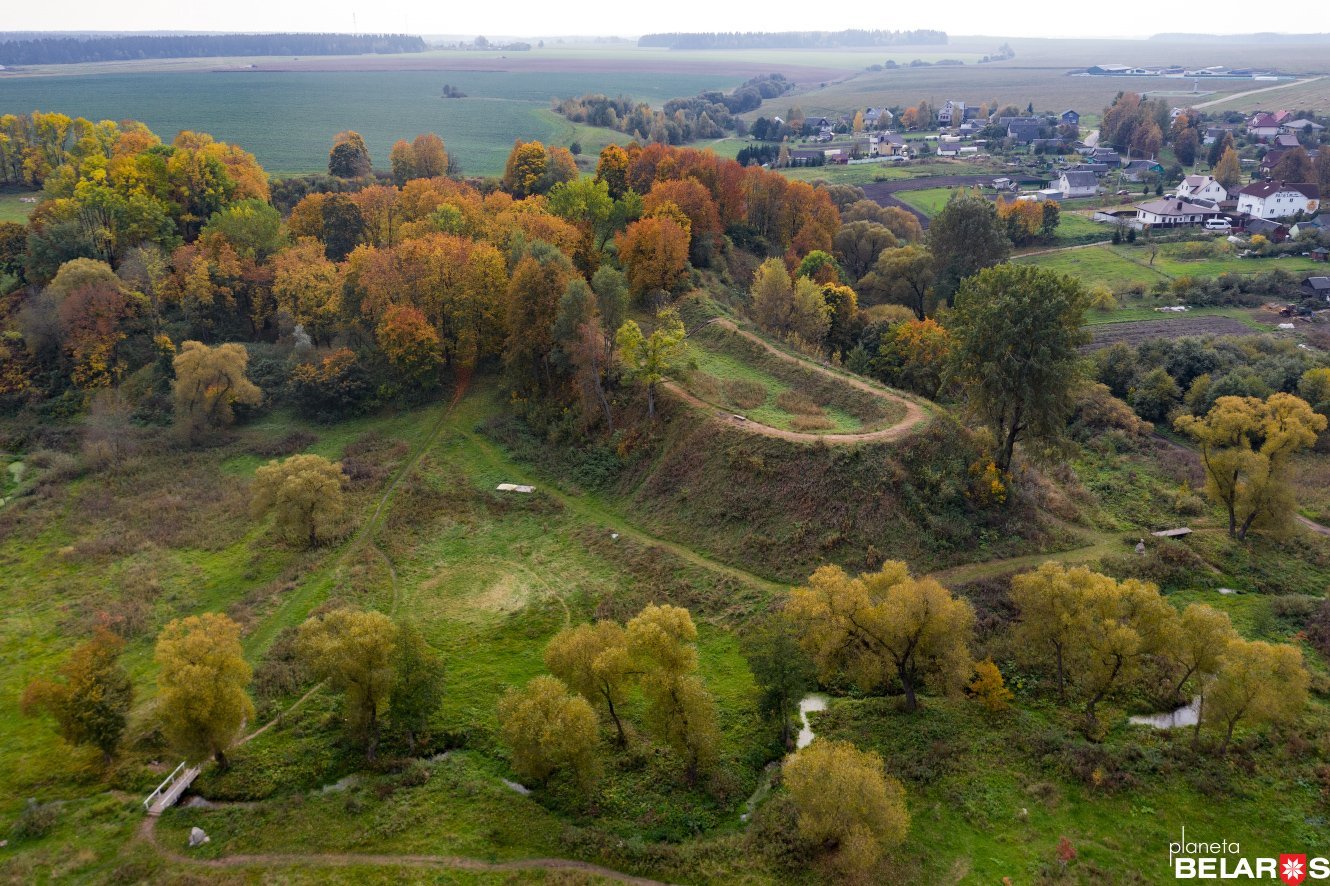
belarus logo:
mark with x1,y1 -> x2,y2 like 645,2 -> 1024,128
1281,854 -> 1308,886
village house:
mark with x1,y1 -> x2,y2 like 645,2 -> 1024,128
1007,118 -> 1045,144
1236,181 -> 1321,220
1244,217 -> 1290,242
1247,112 -> 1282,140
1273,133 -> 1302,149
1176,175 -> 1227,203
1135,197 -> 1221,227
1303,276 -> 1330,300
1204,124 -> 1239,145
1282,119 -> 1325,135
1055,170 -> 1099,198
1062,162 -> 1112,176
1311,247 -> 1329,263
1121,159 -> 1165,182
864,107 -> 894,127
1060,109 -> 1080,127
937,101 -> 967,127
1086,147 -> 1122,165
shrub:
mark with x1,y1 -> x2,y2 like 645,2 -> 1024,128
774,389 -> 824,416
724,378 -> 767,410
9,798 -> 60,840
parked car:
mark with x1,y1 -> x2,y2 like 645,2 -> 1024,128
1204,218 -> 1232,232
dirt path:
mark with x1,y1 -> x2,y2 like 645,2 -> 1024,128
1017,239 -> 1113,259
926,533 -> 1122,585
668,319 -> 928,444
137,816 -> 666,884
1192,77 -> 1323,109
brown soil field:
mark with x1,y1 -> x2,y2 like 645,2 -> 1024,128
1086,316 -> 1254,349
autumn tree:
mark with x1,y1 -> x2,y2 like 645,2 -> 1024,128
782,740 -> 910,877
626,604 -> 720,782
595,144 -> 631,199
616,307 -> 687,419
788,561 -> 974,713
1271,146 -> 1314,184
21,627 -> 132,765
171,340 -> 262,439
498,675 -> 600,788
271,238 -> 343,345
948,264 -> 1089,472
1165,604 -> 1237,702
155,613 -> 254,770
744,615 -> 817,748
1203,639 -> 1307,754
969,659 -> 1013,712
201,198 -> 284,261
616,215 -> 690,297
749,257 -> 830,345
1011,563 -> 1175,735
545,621 -> 634,745
1315,150 -> 1330,195
250,454 -> 346,548
926,190 -> 1011,305
376,304 -> 444,389
1174,393 -> 1326,539
388,620 -> 445,753
857,245 -> 935,319
872,317 -> 952,400
1213,146 -> 1242,192
328,130 -> 372,178
297,608 -> 399,760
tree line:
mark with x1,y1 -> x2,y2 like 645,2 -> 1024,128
0,33 -> 426,66
637,30 -> 948,49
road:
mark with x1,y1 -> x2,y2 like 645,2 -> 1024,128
1192,77 -> 1323,110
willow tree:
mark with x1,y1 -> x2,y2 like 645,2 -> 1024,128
544,621 -> 634,746
788,561 -> 973,713
250,454 -> 347,548
155,613 -> 254,770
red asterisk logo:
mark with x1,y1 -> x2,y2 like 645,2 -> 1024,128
1280,854 -> 1307,886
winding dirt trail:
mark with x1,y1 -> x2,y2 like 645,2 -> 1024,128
667,319 -> 928,444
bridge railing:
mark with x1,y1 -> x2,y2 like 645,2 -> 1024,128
143,761 -> 187,812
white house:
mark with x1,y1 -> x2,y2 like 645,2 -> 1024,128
1247,113 -> 1282,140
1135,198 -> 1221,227
1175,175 -> 1227,203
1055,170 -> 1099,198
1236,181 -> 1321,220
937,101 -> 967,127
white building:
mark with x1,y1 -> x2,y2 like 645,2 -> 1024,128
1175,175 -> 1227,203
1055,170 -> 1099,198
1236,181 -> 1321,220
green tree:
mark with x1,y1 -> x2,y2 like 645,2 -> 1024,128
297,608 -> 399,760
545,621 -> 634,745
833,220 -> 897,282
1175,393 -> 1326,539
319,193 -> 365,261
21,627 -> 133,765
788,562 -> 974,713
250,454 -> 347,548
1166,604 -> 1237,702
200,198 -> 284,261
857,244 -> 935,319
744,615 -> 817,748
926,190 -> 1011,306
1128,367 -> 1180,423
498,675 -> 600,789
783,739 -> 910,877
154,613 -> 254,769
948,264 -> 1090,472
616,307 -> 687,420
328,130 -> 372,178
388,621 -> 445,754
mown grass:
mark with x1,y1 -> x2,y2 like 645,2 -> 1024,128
1019,241 -> 1328,291
0,189 -> 38,224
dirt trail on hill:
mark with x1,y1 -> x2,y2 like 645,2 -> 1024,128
666,319 -> 928,444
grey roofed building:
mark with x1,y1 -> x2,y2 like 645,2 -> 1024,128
1007,118 -> 1045,143
1303,276 -> 1330,297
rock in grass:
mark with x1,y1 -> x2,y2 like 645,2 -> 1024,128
188,827 -> 210,848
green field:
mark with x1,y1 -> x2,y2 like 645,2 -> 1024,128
0,190 -> 38,224
1017,242 -> 1328,290
0,69 -> 742,177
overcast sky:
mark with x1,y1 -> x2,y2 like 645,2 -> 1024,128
2,0 -> 1323,40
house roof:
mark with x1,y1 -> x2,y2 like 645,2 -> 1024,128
1283,119 -> 1325,131
1239,180 -> 1320,200
1304,276 -> 1330,291
1245,217 -> 1288,234
1136,198 -> 1219,217
1059,171 -> 1099,189
1182,174 -> 1219,188
1065,162 -> 1111,174
1249,112 -> 1281,128
1312,247 -> 1330,255
1274,134 -> 1302,148
1123,159 -> 1164,171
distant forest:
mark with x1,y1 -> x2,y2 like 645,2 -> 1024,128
0,33 -> 427,66
638,30 -> 948,50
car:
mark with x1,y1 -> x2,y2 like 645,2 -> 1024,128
1203,218 -> 1232,231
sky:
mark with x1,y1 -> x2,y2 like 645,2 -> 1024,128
1,0 -> 1325,41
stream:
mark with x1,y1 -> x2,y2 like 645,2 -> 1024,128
1129,696 -> 1201,729
741,693 -> 828,822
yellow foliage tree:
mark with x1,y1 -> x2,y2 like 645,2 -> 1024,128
969,658 -> 1013,712
1175,393 -> 1326,539
544,621 -> 634,745
498,675 -> 601,789
788,561 -> 974,712
155,613 -> 254,769
1203,639 -> 1307,754
250,453 -> 347,548
297,608 -> 398,759
783,739 -> 910,877
171,340 -> 262,439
